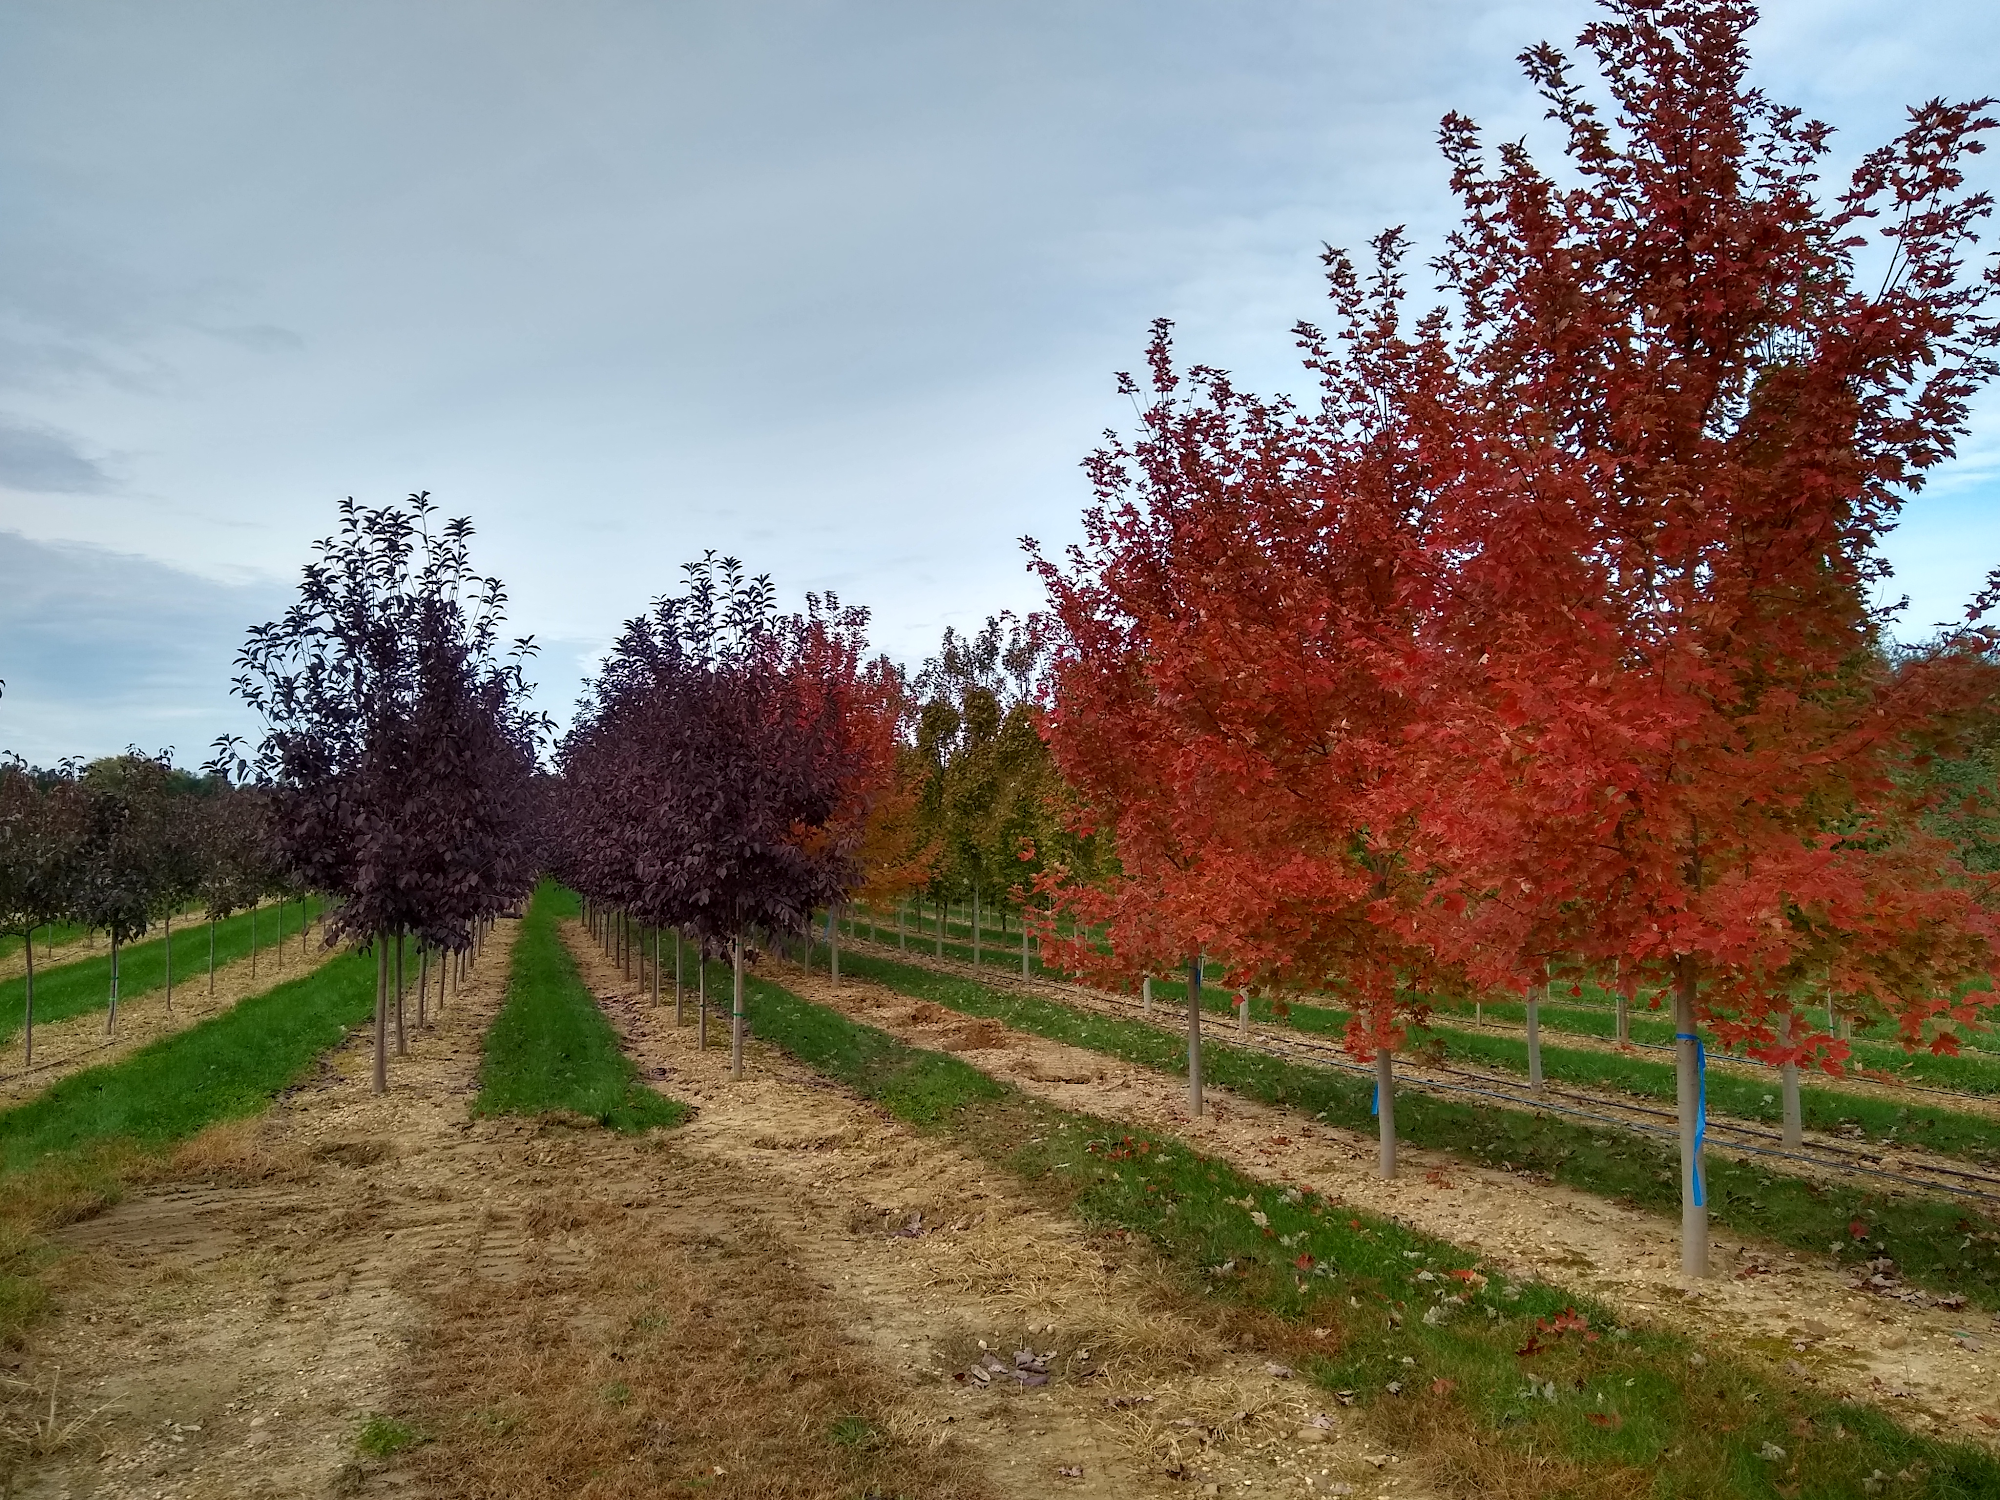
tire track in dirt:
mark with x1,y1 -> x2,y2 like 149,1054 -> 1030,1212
566,925 -> 1426,1500
784,957 -> 2000,1455
10,923 -> 526,1500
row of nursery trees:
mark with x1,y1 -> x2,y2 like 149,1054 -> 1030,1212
0,755 -> 294,1062
225,494 -> 545,1092
1016,2 -> 2000,1279
546,555 -> 898,1078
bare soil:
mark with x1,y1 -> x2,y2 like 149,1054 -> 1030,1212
0,918 -> 1426,1500
795,950 -> 2000,1454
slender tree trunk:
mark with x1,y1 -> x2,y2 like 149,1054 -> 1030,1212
675,929 -> 685,1024
1616,990 -> 1630,1046
1022,910 -> 1030,977
107,936 -> 120,1034
830,906 -> 841,990
653,929 -> 661,1007
1526,984 -> 1545,1090
1141,975 -> 1151,1015
934,897 -> 943,958
898,900 -> 906,952
164,912 -> 173,1013
208,918 -> 216,995
250,903 -> 257,980
394,929 -> 407,1055
373,935 -> 388,1094
1673,958 -> 1710,1277
1186,955 -> 1204,1117
419,946 -> 429,1027
274,901 -> 282,971
1781,1010 -> 1803,1149
972,884 -> 981,968
1376,1045 -> 1397,1179
1237,992 -> 1250,1037
22,936 -> 34,1068
730,935 -> 746,1081
698,949 -> 708,1050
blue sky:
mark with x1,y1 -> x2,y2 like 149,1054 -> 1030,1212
2,0 -> 1995,766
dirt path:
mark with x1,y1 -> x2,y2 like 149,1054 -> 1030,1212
5,922 -> 525,1499
565,923 -> 1424,1500
787,956 -> 2000,1454
0,942 -> 349,1110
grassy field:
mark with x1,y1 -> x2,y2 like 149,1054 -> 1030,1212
847,914 -> 2000,1158
852,904 -> 2000,1090
0,943 -> 372,1179
738,969 -> 2000,1500
831,948 -> 2000,1311
474,883 -> 688,1132
0,898 -> 327,1046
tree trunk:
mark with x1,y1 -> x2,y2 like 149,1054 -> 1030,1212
730,935 -> 746,1081
394,930 -> 407,1055
934,897 -> 943,958
898,900 -> 906,952
675,929 -> 685,1024
274,901 -> 282,971
1141,975 -> 1151,1015
1616,989 -> 1630,1046
830,906 -> 841,990
373,935 -> 389,1094
1672,958 -> 1710,1277
1022,911 -> 1030,978
208,918 -> 216,995
1237,992 -> 1250,1037
653,929 -> 661,1007
419,946 -> 429,1027
1781,1010 -> 1803,1150
698,947 -> 708,1050
1526,984 -> 1545,1090
972,884 -> 981,968
107,936 -> 120,1034
1376,1045 -> 1397,1179
250,903 -> 257,980
1186,956 -> 1204,1117
22,935 -> 34,1068
164,912 -> 173,1013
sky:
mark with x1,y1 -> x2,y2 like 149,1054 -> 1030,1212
2,0 -> 1996,767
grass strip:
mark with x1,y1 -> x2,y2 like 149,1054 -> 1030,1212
1134,981 -> 2000,1168
0,898 -> 327,1046
0,944 -> 375,1178
474,882 -> 688,1132
834,948 -> 2000,1312
740,970 -> 2000,1500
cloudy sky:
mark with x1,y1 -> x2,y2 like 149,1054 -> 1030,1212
2,0 -> 1995,766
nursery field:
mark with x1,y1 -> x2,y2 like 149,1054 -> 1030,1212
0,886 -> 1993,1500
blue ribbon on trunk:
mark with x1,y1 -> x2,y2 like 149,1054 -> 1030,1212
1676,1031 -> 1707,1206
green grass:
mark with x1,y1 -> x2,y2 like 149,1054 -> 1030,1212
1138,979 -> 2000,1168
831,948 -> 2000,1312
850,907 -> 2000,1093
0,918 -> 94,963
474,882 -> 689,1133
0,945 -> 375,1177
356,1415 -> 427,1457
740,970 -> 2000,1499
0,898 -> 327,1046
